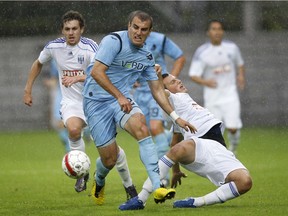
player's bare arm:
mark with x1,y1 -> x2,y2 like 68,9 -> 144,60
170,132 -> 187,188
170,55 -> 186,77
61,75 -> 86,87
190,75 -> 217,88
91,60 -> 132,113
148,79 -> 197,133
23,59 -> 43,107
237,65 -> 245,90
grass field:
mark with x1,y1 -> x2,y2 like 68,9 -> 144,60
1,127 -> 287,216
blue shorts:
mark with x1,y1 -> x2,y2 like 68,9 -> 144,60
83,96 -> 142,147
133,90 -> 164,124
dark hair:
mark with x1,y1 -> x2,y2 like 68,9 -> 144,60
162,74 -> 169,79
128,10 -> 153,29
61,10 -> 85,29
207,19 -> 224,31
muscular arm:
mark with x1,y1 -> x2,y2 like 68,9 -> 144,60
170,55 -> 186,77
91,61 -> 132,113
190,75 -> 217,88
61,75 -> 86,87
23,59 -> 43,106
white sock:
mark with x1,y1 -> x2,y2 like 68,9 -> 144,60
138,155 -> 175,203
116,146 -> 133,188
228,130 -> 241,152
69,137 -> 85,152
194,182 -> 240,207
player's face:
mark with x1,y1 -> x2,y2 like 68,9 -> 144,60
207,22 -> 224,45
128,17 -> 152,47
62,20 -> 84,46
163,75 -> 188,93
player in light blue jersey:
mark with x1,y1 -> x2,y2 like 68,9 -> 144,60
133,31 -> 186,168
83,10 -> 195,206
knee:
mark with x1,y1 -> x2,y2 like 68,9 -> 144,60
68,127 -> 82,140
101,157 -> 117,170
132,123 -> 150,140
238,175 -> 253,194
168,143 -> 187,162
228,128 -> 238,134
150,122 -> 164,136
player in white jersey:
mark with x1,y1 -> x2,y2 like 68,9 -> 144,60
119,74 -> 252,210
189,20 -> 245,154
23,11 -> 137,198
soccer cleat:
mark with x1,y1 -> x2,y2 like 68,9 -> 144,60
90,180 -> 105,205
153,187 -> 176,204
119,196 -> 145,211
173,197 -> 197,208
124,184 -> 138,201
74,173 -> 89,193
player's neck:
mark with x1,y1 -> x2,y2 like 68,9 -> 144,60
211,40 -> 222,46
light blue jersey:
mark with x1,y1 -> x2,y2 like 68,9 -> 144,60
136,32 -> 184,92
83,31 -> 157,102
134,32 -> 184,123
83,31 -> 157,146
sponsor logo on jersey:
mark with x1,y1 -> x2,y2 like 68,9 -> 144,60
146,53 -> 153,60
63,70 -> 85,77
78,55 -> 84,64
121,61 -> 148,71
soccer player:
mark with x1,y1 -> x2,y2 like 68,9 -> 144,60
189,20 -> 245,154
133,30 -> 186,163
82,10 -> 195,205
119,74 -> 252,210
23,11 -> 136,198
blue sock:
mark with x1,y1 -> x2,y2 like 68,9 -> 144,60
154,132 -> 170,159
58,129 -> 70,152
95,157 -> 110,186
138,136 -> 160,191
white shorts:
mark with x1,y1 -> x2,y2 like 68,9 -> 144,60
181,137 -> 247,186
206,98 -> 242,129
60,101 -> 87,126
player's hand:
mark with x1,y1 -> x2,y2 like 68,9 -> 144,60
23,92 -> 33,107
237,73 -> 245,90
154,64 -> 162,76
62,76 -> 78,87
118,96 -> 132,114
205,79 -> 217,88
175,118 -> 197,133
171,171 -> 187,188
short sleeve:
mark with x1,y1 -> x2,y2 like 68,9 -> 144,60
163,37 -> 183,60
38,48 -> 52,64
188,53 -> 205,77
94,34 -> 121,66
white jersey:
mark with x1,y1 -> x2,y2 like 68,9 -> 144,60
38,37 -> 98,104
189,40 -> 244,106
168,92 -> 221,139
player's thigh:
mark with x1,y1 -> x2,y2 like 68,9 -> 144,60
60,102 -> 87,126
221,100 -> 242,129
181,137 -> 247,187
83,98 -> 117,147
66,117 -> 86,133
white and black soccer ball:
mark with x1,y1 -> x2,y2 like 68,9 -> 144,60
62,150 -> 91,179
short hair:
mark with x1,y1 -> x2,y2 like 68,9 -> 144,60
61,10 -> 85,29
162,74 -> 169,89
128,10 -> 153,29
207,19 -> 224,31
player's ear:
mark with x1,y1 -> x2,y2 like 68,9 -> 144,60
80,27 -> 84,34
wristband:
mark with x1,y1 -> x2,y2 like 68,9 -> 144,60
169,111 -> 180,121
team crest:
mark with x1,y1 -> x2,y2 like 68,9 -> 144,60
146,53 -> 153,60
78,55 -> 84,64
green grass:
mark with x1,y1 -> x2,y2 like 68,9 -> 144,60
1,127 -> 287,216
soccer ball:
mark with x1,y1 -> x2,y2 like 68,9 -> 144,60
62,150 -> 91,179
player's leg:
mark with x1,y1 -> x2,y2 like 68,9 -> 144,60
116,146 -> 138,200
222,99 -> 242,154
66,117 -> 86,152
174,138 -> 252,208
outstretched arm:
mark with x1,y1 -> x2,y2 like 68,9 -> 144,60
23,59 -> 43,107
91,61 -> 132,113
190,75 -> 217,88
